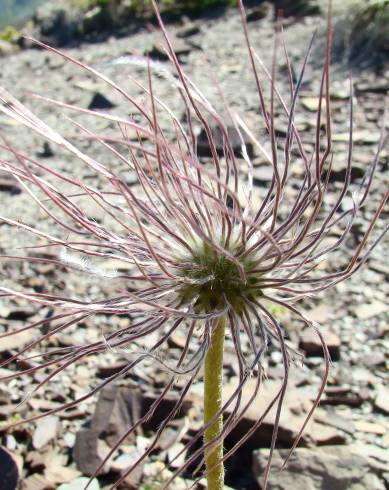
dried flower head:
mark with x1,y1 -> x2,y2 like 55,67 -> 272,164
0,1 -> 388,489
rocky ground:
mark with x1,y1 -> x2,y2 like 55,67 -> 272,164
0,2 -> 388,490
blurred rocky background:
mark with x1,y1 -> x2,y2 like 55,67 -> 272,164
0,1 -> 388,489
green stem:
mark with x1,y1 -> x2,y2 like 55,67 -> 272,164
204,316 -> 225,490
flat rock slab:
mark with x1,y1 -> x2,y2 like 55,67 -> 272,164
223,377 -> 336,448
253,446 -> 385,490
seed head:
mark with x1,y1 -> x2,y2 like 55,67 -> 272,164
177,239 -> 264,314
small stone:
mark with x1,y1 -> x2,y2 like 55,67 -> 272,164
136,435 -> 151,454
57,477 -> 100,490
45,465 -> 82,485
324,395 -> 365,408
354,420 -> 387,435
176,22 -> 200,38
325,386 -> 352,397
375,387 -> 389,414
274,0 -> 320,17
0,386 -> 11,405
253,166 -> 274,186
111,450 -> 144,488
355,82 -> 389,94
332,130 -> 380,144
63,432 -> 76,448
299,329 -> 340,360
74,386 -> 143,474
382,432 -> 389,446
156,426 -> 179,451
246,4 -> 269,22
0,176 -> 22,195
75,365 -> 90,386
314,409 -> 355,434
111,450 -> 140,471
166,442 -> 187,469
90,386 -> 142,446
141,394 -> 193,433
329,160 -> 365,183
361,352 -> 386,368
2,307 -> 35,321
355,301 -> 389,320
307,422 -> 346,445
383,473 -> 389,488
168,331 -> 188,349
88,92 -> 116,110
330,86 -> 351,100
0,40 -> 19,57
302,96 -> 326,112
0,446 -> 19,490
270,351 -> 283,365
25,451 -> 46,472
146,37 -> 190,61
21,473 -> 54,490
73,430 -> 106,476
36,142 -> 55,158
306,304 -> 332,323
32,416 -> 59,449
97,361 -> 129,378
120,170 -> 139,186
196,125 -> 254,159
6,435 -> 17,451
29,398 -> 62,412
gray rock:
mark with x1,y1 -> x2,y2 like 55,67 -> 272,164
328,160 -> 365,183
32,415 -> 59,449
253,166 -> 274,186
196,125 -> 254,159
223,377 -> 332,448
0,40 -> 19,57
37,142 -> 55,158
81,6 -> 107,34
57,477 -> 99,490
253,446 -> 385,490
145,37 -> 191,62
0,176 -> 22,195
73,430 -> 105,476
33,2 -> 80,46
176,22 -> 201,39
355,82 -> 389,95
246,4 -> 270,22
74,386 -> 142,475
375,387 -> 389,415
90,385 -> 142,447
273,0 -> 320,17
111,450 -> 145,489
88,92 -> 116,110
354,301 -> 389,320
0,324 -> 34,353
299,329 -> 341,360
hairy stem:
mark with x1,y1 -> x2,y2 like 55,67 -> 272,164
204,316 -> 226,490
